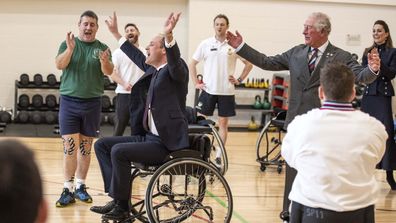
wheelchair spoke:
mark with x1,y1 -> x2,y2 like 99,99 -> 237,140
146,158 -> 232,222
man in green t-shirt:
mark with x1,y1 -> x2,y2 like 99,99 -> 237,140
55,10 -> 113,208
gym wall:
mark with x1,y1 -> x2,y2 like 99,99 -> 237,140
0,0 -> 395,110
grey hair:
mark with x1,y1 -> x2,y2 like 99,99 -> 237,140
310,12 -> 331,34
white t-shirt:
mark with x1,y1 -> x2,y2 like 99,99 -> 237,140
192,37 -> 238,95
112,46 -> 145,94
281,102 -> 387,212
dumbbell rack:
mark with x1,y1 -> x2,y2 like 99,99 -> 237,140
14,80 -> 60,116
14,79 -> 117,125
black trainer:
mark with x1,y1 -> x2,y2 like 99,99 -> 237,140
102,204 -> 130,221
90,200 -> 116,214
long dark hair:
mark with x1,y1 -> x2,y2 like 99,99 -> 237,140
363,20 -> 393,55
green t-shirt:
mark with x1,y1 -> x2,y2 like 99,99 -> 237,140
57,38 -> 111,98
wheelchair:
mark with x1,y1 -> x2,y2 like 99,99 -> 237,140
255,109 -> 287,173
101,133 -> 233,223
185,106 -> 228,176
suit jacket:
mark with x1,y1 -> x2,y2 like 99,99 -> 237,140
362,46 -> 396,96
238,42 -> 378,128
120,40 -> 189,151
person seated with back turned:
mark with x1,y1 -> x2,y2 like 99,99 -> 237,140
281,63 -> 387,223
90,12 -> 189,221
0,139 -> 48,223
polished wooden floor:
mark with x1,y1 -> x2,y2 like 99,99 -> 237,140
8,132 -> 396,223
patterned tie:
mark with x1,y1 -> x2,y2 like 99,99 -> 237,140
308,48 -> 318,74
143,70 -> 159,132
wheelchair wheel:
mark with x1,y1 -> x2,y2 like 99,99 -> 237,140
145,158 -> 233,223
255,122 -> 285,172
207,123 -> 228,175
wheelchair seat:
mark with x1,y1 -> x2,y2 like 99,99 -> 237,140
271,110 -> 287,131
132,134 -> 212,172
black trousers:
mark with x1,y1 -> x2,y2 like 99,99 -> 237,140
283,162 -> 298,211
114,93 -> 130,136
94,133 -> 170,200
291,201 -> 375,223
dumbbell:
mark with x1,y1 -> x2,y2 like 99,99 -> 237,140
45,94 -> 57,108
18,94 -> 30,108
0,111 -> 12,124
30,111 -> 42,124
104,76 -> 111,88
43,111 -> 58,124
32,94 -> 44,108
33,73 -> 43,86
107,113 -> 116,126
16,111 -> 29,123
19,73 -> 30,86
47,73 -> 57,86
102,95 -> 111,110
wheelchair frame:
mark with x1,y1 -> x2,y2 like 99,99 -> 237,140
188,122 -> 228,175
101,134 -> 233,223
255,111 -> 287,173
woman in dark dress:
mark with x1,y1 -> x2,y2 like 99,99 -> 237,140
361,20 -> 396,189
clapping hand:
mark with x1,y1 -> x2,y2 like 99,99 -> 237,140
66,31 -> 75,51
367,47 -> 381,72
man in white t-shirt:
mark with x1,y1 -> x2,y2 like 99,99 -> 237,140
281,63 -> 387,223
110,23 -> 145,136
189,14 -> 253,162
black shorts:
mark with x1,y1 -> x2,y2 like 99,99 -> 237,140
290,201 -> 374,223
195,91 -> 235,117
59,95 -> 101,137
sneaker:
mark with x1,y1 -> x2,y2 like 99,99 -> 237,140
56,188 -> 75,207
75,184 -> 93,203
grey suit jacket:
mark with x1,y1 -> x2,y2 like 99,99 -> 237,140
238,42 -> 377,128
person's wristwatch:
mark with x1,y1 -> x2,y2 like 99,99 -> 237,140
237,77 -> 243,83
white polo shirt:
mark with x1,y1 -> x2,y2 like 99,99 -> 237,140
192,37 -> 238,95
112,46 -> 145,94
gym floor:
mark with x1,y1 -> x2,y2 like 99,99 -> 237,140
5,131 -> 396,223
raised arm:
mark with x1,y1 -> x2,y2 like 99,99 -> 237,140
163,12 -> 181,44
163,12 -> 188,83
226,30 -> 244,49
105,11 -> 122,41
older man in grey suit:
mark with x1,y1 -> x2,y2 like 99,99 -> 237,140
227,12 -> 381,222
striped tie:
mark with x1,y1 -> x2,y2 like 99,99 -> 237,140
308,48 -> 318,74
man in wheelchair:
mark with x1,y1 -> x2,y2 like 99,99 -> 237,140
91,12 -> 190,221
